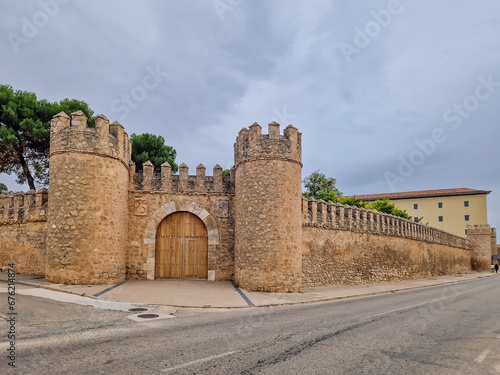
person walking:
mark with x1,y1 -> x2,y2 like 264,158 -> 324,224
492,263 -> 495,273
495,264 -> 499,273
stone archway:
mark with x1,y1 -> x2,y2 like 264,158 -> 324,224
143,200 -> 219,281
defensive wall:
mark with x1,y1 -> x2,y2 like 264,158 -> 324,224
0,190 -> 48,274
301,197 -> 473,287
126,161 -> 235,282
0,111 -> 496,291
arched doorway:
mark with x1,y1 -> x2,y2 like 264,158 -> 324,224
155,211 -> 208,279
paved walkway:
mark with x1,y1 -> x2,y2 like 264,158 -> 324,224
0,272 -> 497,308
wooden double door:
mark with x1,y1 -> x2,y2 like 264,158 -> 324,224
155,212 -> 208,279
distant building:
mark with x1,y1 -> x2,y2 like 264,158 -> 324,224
355,188 -> 491,238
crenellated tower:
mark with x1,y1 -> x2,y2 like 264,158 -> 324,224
45,111 -> 131,284
234,121 -> 303,292
467,224 -> 497,271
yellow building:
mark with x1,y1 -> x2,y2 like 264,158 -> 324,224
356,188 -> 491,238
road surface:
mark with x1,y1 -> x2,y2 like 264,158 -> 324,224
1,276 -> 500,374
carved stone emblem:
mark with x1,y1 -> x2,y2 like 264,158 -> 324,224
216,200 -> 229,218
134,197 -> 147,216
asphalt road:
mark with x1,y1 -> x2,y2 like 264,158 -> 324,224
2,276 -> 500,374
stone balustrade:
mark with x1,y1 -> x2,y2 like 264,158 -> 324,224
302,196 -> 471,249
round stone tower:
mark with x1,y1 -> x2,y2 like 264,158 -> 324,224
46,111 -> 131,284
234,121 -> 303,292
467,224 -> 496,271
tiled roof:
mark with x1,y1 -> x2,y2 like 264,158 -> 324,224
354,188 -> 491,201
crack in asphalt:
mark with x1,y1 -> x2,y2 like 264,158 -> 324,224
239,319 -> 375,374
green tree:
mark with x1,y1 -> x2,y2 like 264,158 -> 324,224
222,169 -> 231,178
369,198 -> 396,214
391,207 -> 414,221
0,85 -> 94,190
303,170 -> 342,198
337,195 -> 365,208
130,133 -> 178,173
367,198 -> 412,220
0,183 -> 7,192
301,170 -> 413,220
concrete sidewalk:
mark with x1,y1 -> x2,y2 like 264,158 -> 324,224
0,271 -> 497,308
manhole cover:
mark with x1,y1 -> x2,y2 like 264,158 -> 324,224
137,314 -> 159,319
128,308 -> 148,312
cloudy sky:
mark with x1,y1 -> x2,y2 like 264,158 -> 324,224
1,0 -> 499,231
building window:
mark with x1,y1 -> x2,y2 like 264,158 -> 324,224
465,215 -> 470,221
413,203 -> 418,209
438,216 -> 443,222
438,202 -> 443,208
464,201 -> 469,207
414,217 -> 419,222
465,229 -> 467,235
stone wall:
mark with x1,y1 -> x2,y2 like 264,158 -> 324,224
127,160 -> 235,281
302,198 -> 472,287
132,160 -> 232,195
492,228 -> 497,260
0,190 -> 48,223
0,190 -> 48,274
303,197 -> 470,248
302,228 -> 471,286
0,222 -> 47,274
0,112 -> 488,291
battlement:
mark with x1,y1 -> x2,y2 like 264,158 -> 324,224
466,224 -> 493,233
131,161 -> 234,194
0,189 -> 49,224
49,111 -> 132,168
234,121 -> 302,167
303,197 -> 471,249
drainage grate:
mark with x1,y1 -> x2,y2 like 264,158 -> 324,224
128,308 -> 148,312
137,314 -> 159,319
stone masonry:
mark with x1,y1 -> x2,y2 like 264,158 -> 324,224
46,111 -> 130,284
234,122 -> 303,292
467,224 -> 496,271
0,189 -> 48,274
0,111 -> 496,291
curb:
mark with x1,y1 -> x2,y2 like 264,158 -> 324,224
0,278 -> 99,300
297,273 -> 498,306
0,272 -> 496,308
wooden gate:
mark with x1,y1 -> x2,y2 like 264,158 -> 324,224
155,211 -> 208,279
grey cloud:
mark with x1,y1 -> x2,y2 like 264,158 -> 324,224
0,0 -> 498,230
